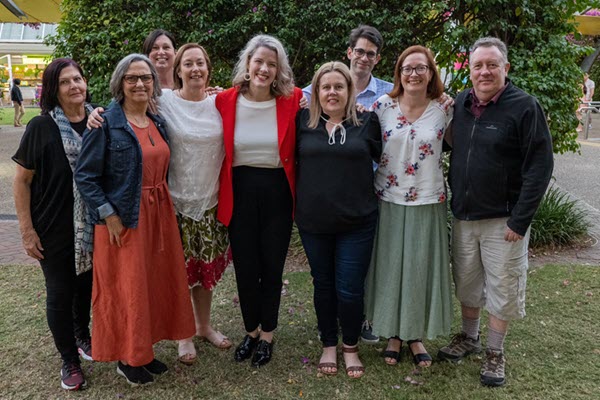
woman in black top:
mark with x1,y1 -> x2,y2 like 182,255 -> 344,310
12,59 -> 94,391
295,61 -> 381,379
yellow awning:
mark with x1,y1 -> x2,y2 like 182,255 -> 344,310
0,0 -> 62,23
574,15 -> 600,36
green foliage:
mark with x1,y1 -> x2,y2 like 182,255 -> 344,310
530,185 -> 590,248
49,0 -> 600,153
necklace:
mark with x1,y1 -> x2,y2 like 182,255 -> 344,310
128,116 -> 155,146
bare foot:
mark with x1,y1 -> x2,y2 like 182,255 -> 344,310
408,340 -> 432,368
317,346 -> 337,375
342,345 -> 364,378
384,337 -> 402,365
197,326 -> 232,349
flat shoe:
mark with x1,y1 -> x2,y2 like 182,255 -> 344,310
317,362 -> 338,376
407,339 -> 432,367
198,331 -> 233,349
383,337 -> 402,366
342,346 -> 365,379
178,340 -> 197,366
234,334 -> 259,362
251,340 -> 273,367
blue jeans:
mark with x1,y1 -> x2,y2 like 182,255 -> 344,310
299,215 -> 377,347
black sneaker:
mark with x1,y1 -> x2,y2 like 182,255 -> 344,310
76,337 -> 93,361
360,320 -> 380,344
60,361 -> 87,390
143,358 -> 168,375
117,361 -> 154,386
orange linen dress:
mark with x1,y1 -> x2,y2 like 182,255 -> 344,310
91,121 -> 195,366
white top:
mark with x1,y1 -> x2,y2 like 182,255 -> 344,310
158,89 -> 224,221
233,95 -> 281,168
373,94 -> 452,205
585,78 -> 595,101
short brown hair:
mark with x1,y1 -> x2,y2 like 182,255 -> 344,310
172,43 -> 212,90
388,45 -> 444,100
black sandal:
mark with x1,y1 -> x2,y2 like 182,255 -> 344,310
407,339 -> 432,367
382,336 -> 402,366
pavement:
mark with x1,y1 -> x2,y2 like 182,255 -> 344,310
0,117 -> 599,266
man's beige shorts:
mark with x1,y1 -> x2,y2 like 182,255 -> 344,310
451,217 -> 530,321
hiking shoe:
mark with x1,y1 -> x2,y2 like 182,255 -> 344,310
360,320 -> 380,344
480,349 -> 506,387
143,358 -> 168,375
117,361 -> 153,386
76,337 -> 93,361
60,361 -> 87,390
437,332 -> 482,362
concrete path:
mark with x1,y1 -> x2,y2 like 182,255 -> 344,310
1,118 -> 599,266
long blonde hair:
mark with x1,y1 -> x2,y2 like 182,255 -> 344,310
308,61 -> 359,128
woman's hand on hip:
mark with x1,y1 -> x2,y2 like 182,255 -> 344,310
105,214 -> 125,247
21,228 -> 44,260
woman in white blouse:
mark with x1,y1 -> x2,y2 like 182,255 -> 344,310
161,43 -> 233,364
364,45 -> 453,368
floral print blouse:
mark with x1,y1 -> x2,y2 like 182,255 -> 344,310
373,94 -> 452,206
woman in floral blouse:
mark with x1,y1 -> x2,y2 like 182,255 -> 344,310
364,45 -> 453,368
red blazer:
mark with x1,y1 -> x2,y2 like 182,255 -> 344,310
216,86 -> 303,226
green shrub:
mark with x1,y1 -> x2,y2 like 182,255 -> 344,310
530,185 -> 590,248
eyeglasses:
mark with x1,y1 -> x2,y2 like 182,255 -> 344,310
123,74 -> 154,84
352,48 -> 378,61
401,65 -> 430,76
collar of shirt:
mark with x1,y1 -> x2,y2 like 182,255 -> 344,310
469,82 -> 508,118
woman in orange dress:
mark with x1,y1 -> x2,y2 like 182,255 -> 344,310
75,53 -> 194,386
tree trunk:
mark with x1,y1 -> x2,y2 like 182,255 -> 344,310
581,39 -> 600,72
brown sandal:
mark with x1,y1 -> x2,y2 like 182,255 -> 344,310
342,346 -> 365,379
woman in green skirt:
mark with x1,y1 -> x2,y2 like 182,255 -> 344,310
365,45 -> 453,368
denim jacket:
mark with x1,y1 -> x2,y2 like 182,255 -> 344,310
75,101 -> 169,228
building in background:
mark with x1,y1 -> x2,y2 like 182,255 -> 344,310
0,23 -> 56,105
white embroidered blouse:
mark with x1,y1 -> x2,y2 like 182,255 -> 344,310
372,94 -> 452,206
159,90 -> 224,221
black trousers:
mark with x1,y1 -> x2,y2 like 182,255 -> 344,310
39,245 -> 92,364
228,166 -> 293,333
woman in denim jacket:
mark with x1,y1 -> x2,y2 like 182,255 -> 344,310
75,54 -> 194,386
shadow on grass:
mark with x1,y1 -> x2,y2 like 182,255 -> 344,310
0,264 -> 598,399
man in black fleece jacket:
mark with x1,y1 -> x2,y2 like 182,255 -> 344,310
438,37 -> 553,387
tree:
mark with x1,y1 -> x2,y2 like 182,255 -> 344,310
48,0 -> 598,153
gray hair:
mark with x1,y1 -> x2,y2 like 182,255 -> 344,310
470,37 -> 509,64
109,53 -> 162,103
232,34 -> 294,97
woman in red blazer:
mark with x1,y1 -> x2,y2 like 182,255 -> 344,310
215,34 -> 303,367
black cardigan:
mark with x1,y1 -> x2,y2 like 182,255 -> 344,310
295,109 -> 381,234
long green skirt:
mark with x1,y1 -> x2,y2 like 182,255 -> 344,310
364,201 -> 453,340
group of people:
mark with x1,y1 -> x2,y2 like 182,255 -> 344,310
13,24 -> 553,391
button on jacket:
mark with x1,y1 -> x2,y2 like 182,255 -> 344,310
75,101 -> 169,228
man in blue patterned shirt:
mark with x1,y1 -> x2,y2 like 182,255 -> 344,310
303,25 -> 393,109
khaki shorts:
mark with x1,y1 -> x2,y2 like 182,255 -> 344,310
451,217 -> 530,321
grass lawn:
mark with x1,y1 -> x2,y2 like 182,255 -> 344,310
0,263 -> 598,399
0,106 -> 40,126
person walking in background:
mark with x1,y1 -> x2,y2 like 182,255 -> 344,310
584,72 -> 595,102
296,62 -> 381,378
12,58 -> 94,391
365,46 -> 453,369
216,34 -> 303,368
438,37 -> 553,387
75,54 -> 195,386
11,78 -> 25,127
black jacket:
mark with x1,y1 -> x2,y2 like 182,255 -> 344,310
448,80 -> 554,236
10,84 -> 22,103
